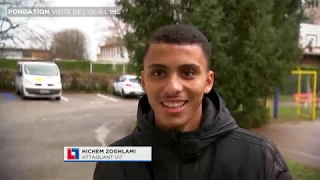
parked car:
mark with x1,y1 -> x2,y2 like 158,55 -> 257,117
112,74 -> 144,98
15,60 -> 63,100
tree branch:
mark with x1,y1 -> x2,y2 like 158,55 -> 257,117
0,0 -> 48,47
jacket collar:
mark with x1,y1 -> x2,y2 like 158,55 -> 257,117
132,89 -> 238,161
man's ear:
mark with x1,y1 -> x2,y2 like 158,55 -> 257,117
204,71 -> 214,94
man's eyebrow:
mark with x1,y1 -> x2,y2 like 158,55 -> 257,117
179,64 -> 201,69
147,63 -> 201,69
148,64 -> 168,69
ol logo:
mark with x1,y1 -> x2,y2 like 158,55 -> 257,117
67,148 -> 79,160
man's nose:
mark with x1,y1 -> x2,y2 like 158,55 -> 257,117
163,75 -> 183,95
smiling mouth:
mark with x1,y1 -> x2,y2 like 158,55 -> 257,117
161,101 -> 188,108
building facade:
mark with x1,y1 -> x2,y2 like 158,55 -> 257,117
304,0 -> 320,24
299,23 -> 320,65
300,23 -> 320,48
97,38 -> 129,64
0,48 -> 52,60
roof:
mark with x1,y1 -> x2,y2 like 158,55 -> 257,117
100,37 -> 124,48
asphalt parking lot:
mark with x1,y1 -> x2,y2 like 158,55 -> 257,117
0,92 -> 139,180
0,92 -> 319,179
252,120 -> 320,169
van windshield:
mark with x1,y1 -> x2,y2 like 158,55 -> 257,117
24,64 -> 59,76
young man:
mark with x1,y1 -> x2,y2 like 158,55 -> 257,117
93,24 -> 293,180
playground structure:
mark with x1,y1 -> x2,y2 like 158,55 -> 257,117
291,69 -> 318,120
271,69 -> 319,121
292,23 -> 320,120
271,23 -> 320,120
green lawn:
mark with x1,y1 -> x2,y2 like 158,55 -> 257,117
278,106 -> 299,118
278,106 -> 308,120
270,106 -> 320,123
265,93 -> 320,122
286,158 -> 320,180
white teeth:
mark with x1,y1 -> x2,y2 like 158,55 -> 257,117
162,102 -> 185,108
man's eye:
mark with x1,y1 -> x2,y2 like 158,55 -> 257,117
183,70 -> 195,77
152,71 -> 164,77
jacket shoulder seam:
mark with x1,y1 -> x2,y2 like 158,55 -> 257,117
227,128 -> 285,170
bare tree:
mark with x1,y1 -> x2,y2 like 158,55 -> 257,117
95,14 -> 132,58
109,16 -> 132,58
0,0 -> 50,49
51,28 -> 88,60
107,16 -> 130,40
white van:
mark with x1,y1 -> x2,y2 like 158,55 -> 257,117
15,61 -> 63,100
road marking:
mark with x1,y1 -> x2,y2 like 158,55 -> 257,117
97,93 -> 118,102
95,123 -> 110,146
61,96 -> 69,102
0,93 -> 17,101
279,147 -> 320,160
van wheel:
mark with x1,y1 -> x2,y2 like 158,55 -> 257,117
20,87 -> 27,99
112,87 -> 116,95
15,87 -> 20,96
55,97 -> 61,101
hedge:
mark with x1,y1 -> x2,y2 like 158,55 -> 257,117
0,68 -> 118,93
0,59 -> 137,75
0,69 -> 15,91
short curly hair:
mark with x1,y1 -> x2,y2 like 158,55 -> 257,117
144,24 -> 211,70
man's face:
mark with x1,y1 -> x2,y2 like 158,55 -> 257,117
141,43 -> 214,131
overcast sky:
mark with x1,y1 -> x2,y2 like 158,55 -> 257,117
2,0 -> 308,61
3,0 -> 117,61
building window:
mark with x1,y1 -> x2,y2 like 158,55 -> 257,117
118,47 -> 121,57
308,0 -> 320,8
123,47 -> 127,55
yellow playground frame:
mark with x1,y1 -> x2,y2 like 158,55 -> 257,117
291,69 -> 318,120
